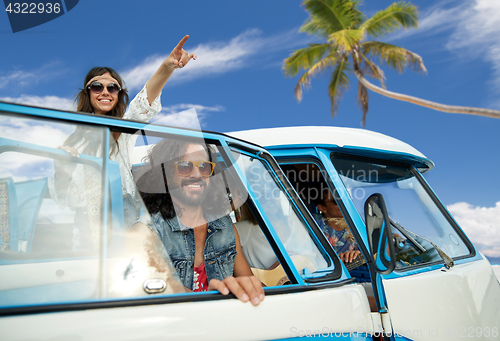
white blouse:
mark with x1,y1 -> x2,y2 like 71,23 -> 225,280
48,85 -> 162,209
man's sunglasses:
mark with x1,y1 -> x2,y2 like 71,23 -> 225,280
175,161 -> 215,178
87,81 -> 122,95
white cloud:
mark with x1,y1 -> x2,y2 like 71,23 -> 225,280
2,29 -> 309,97
383,0 -> 500,105
0,116 -> 75,181
0,70 -> 37,89
121,28 -> 311,91
385,0 -> 500,53
446,0 -> 500,51
0,61 -> 66,90
160,103 -> 225,116
447,201 -> 500,257
385,3 -> 463,42
0,153 -> 53,182
121,29 -> 263,91
150,104 -> 225,130
1,95 -> 75,111
394,2 -> 500,83
445,0 -> 500,93
0,116 -> 73,147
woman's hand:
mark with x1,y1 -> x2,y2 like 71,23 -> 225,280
54,145 -> 79,187
208,276 -> 265,306
164,35 -> 197,70
146,35 -> 197,104
58,145 -> 79,157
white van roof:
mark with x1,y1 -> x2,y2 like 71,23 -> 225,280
227,126 -> 427,159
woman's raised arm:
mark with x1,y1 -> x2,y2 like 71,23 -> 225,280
145,35 -> 197,105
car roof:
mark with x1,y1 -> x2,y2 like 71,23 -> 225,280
228,126 -> 424,157
227,126 -> 434,171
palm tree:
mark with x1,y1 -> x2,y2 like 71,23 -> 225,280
283,0 -> 500,125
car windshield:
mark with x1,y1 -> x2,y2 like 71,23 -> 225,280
331,155 -> 471,268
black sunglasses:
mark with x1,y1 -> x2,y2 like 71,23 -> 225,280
87,81 -> 122,95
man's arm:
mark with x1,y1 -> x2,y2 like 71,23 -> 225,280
206,226 -> 265,306
233,226 -> 254,277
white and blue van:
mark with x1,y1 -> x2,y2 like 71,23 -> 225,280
0,101 -> 498,341
229,126 -> 500,340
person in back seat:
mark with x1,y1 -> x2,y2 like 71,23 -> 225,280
314,188 -> 361,264
235,200 -> 318,272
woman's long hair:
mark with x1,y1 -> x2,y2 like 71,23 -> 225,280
75,66 -> 129,118
66,67 -> 130,154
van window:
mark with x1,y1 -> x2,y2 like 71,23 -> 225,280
0,115 -> 111,256
230,150 -> 329,276
278,162 -> 370,284
331,155 -> 471,268
0,113 -> 183,309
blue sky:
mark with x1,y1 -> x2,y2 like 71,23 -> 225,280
1,0 -> 499,259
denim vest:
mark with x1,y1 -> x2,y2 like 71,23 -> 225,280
149,212 -> 236,290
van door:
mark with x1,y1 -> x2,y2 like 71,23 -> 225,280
328,153 -> 500,340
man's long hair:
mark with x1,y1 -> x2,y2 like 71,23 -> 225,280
136,138 -> 230,220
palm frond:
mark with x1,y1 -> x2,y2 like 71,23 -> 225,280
359,53 -> 386,88
356,81 -> 369,126
349,0 -> 366,27
283,43 -> 335,77
362,41 -> 427,74
294,56 -> 338,102
361,1 -> 418,39
329,29 -> 364,53
302,0 -> 359,34
294,73 -> 310,103
299,18 -> 330,39
328,57 -> 351,116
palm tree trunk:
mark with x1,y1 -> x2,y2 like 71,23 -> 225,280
354,70 -> 500,119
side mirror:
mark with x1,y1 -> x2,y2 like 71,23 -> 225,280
364,193 -> 396,275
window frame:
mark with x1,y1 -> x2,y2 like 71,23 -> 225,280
228,150 -> 343,283
0,104 -> 355,317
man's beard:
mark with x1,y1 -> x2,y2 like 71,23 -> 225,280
170,178 -> 210,207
